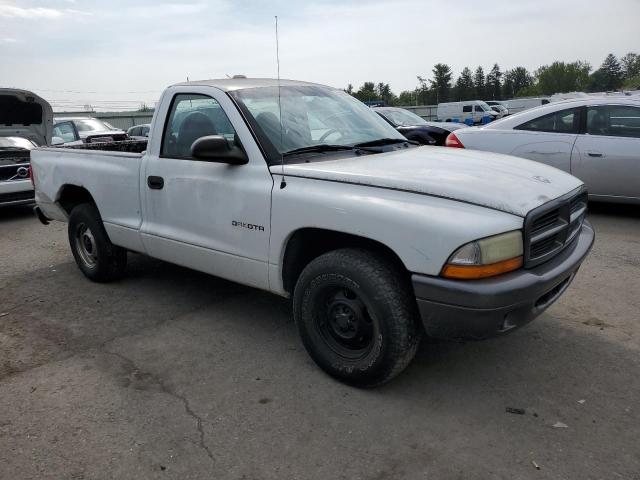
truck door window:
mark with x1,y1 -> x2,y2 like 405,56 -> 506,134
161,94 -> 236,159
587,105 -> 640,138
515,108 -> 580,134
462,105 -> 472,113
53,122 -> 77,142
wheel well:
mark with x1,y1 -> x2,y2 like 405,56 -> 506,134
281,228 -> 408,294
57,185 -> 95,214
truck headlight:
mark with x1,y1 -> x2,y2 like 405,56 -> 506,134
441,231 -> 523,280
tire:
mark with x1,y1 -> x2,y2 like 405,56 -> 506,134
67,203 -> 127,282
293,248 -> 422,387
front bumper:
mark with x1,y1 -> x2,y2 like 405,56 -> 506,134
412,220 -> 595,340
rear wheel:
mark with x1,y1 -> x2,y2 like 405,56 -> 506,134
68,203 -> 127,282
293,248 -> 422,387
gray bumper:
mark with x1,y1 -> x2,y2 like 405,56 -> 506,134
412,221 -> 595,340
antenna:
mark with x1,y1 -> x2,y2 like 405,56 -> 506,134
275,15 -> 286,189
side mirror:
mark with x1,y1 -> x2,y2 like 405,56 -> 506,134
191,135 -> 248,165
51,136 -> 65,146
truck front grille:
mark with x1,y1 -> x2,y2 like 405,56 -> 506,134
524,188 -> 588,268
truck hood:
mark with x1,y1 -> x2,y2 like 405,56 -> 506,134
273,146 -> 584,217
0,88 -> 53,147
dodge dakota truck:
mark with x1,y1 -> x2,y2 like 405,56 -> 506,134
31,78 -> 595,386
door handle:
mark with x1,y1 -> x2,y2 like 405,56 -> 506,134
147,176 -> 164,189
587,152 -> 603,158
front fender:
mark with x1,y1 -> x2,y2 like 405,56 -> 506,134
268,175 -> 523,294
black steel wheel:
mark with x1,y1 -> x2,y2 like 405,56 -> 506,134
68,203 -> 127,282
293,248 -> 422,387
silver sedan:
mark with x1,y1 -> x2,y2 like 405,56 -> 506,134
448,96 -> 640,203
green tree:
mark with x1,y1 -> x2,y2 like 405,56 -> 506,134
376,82 -> 396,105
588,54 -> 624,92
623,75 -> 640,90
345,83 -> 354,95
621,52 -> 640,78
353,82 -> 378,102
503,67 -> 533,98
474,66 -> 486,99
453,67 -> 474,101
428,63 -> 453,103
416,75 -> 435,104
535,61 -> 591,95
486,63 -> 502,99
397,90 -> 418,106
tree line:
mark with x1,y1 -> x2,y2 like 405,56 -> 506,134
346,52 -> 640,106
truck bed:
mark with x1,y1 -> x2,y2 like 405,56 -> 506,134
31,143 -> 144,232
55,139 -> 148,154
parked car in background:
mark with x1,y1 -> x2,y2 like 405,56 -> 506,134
0,88 -> 52,207
437,101 -> 498,124
127,124 -> 151,140
32,77 -> 594,386
52,117 -> 128,145
374,107 -> 467,145
486,102 -> 509,117
503,97 -> 550,115
446,97 -> 640,204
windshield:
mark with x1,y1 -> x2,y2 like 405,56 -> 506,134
378,108 -> 428,126
476,102 -> 492,112
230,85 -> 405,164
73,119 -> 113,132
0,137 -> 35,149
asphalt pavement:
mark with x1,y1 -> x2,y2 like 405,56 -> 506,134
1,203 -> 638,480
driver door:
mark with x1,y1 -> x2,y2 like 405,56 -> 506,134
140,87 -> 274,290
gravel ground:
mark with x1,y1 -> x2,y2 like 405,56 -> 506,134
0,203 -> 638,480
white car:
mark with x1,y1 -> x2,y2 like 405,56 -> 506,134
0,88 -> 52,207
31,78 -> 594,386
503,97 -> 551,115
447,97 -> 640,204
485,101 -> 509,117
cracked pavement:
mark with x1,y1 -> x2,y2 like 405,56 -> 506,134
1,203 -> 639,479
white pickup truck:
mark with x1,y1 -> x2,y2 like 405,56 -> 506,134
31,78 -> 594,386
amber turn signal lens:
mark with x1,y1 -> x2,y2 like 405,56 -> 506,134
441,256 -> 523,280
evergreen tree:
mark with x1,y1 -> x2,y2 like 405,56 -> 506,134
486,63 -> 502,99
588,54 -> 624,92
429,63 -> 453,103
474,66 -> 486,99
601,53 -> 623,89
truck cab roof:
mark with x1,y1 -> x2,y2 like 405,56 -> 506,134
171,78 -> 329,92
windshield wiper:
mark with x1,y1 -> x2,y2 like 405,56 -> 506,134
353,138 -> 417,147
282,144 -> 358,157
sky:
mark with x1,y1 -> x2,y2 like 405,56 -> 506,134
1,0 -> 639,111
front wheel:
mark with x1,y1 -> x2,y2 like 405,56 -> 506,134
68,203 -> 127,282
293,248 -> 422,387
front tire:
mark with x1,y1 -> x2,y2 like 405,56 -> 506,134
293,248 -> 422,387
68,203 -> 127,282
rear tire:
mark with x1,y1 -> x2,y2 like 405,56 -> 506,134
293,248 -> 422,387
68,203 -> 127,282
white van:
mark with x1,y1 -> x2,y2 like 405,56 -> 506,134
502,97 -> 550,114
437,100 -> 498,124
